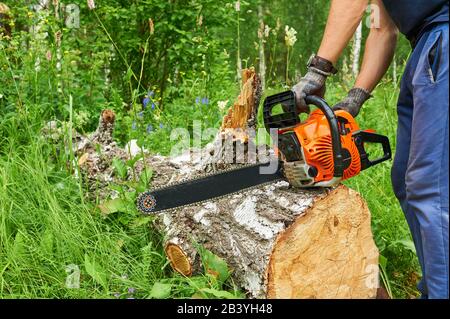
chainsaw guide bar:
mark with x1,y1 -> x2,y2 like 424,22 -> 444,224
136,160 -> 285,214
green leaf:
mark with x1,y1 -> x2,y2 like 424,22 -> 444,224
39,229 -> 54,256
199,288 -> 239,299
139,167 -> 153,188
401,240 -> 417,254
126,154 -> 143,169
201,248 -> 230,284
12,231 -> 26,259
136,136 -> 146,148
84,254 -> 108,289
112,158 -> 127,180
130,216 -> 154,228
109,184 -> 124,193
149,282 -> 172,299
124,190 -> 137,202
98,198 -> 128,215
379,254 -> 388,271
390,239 -> 416,254
124,66 -> 134,82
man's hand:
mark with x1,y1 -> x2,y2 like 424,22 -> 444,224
292,55 -> 338,113
292,68 -> 327,113
333,87 -> 372,117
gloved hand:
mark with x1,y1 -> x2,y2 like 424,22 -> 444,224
333,87 -> 372,117
291,68 -> 327,114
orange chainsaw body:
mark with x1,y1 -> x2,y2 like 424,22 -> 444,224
291,109 -> 361,183
264,91 -> 391,188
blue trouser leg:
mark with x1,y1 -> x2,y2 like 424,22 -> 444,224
391,23 -> 449,299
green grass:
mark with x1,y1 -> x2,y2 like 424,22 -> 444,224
0,136 -> 159,298
0,111 -> 245,299
0,136 -> 244,299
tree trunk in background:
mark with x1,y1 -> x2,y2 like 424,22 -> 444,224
236,4 -> 242,86
53,1 -> 63,95
258,5 -> 266,91
352,22 -> 362,77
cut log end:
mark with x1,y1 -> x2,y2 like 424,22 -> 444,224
266,186 -> 379,299
165,243 -> 193,277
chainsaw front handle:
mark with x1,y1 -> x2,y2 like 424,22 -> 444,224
304,95 -> 344,178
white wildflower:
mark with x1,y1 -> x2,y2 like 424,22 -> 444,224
276,18 -> 281,31
87,0 -> 95,10
285,25 -> 297,47
126,139 -> 148,157
149,18 -> 154,34
258,22 -> 264,40
264,25 -> 271,38
218,100 -> 229,111
235,1 -> 240,12
46,50 -> 52,61
197,15 -> 203,27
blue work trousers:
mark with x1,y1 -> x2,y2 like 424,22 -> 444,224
392,22 -> 449,299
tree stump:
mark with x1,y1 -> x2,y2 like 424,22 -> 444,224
58,68 -> 380,299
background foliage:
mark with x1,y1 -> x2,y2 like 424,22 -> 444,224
0,0 -> 418,298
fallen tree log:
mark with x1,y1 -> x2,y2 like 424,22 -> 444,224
58,68 -> 380,298
150,154 -> 379,299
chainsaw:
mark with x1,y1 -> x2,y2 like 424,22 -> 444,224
137,91 -> 391,214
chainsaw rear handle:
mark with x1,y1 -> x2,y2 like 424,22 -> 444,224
263,91 -> 344,178
353,130 -> 392,170
263,90 -> 300,130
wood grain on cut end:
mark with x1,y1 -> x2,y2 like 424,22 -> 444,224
266,185 -> 379,299
165,243 -> 192,276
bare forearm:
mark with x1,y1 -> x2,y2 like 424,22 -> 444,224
318,0 -> 369,64
355,26 -> 398,91
355,0 -> 398,91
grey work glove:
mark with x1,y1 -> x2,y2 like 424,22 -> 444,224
333,87 -> 372,118
291,67 -> 327,114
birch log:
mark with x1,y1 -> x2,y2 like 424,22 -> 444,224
149,154 -> 379,299
61,68 -> 380,299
